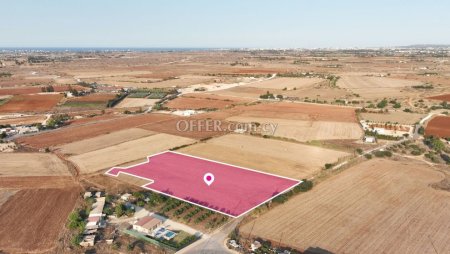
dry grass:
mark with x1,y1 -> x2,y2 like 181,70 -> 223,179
115,98 -> 159,108
227,116 -> 363,141
56,128 -> 157,155
68,133 -> 196,174
0,114 -> 46,125
180,134 -> 349,179
240,158 -> 450,254
246,77 -> 323,89
0,153 -> 70,177
337,75 -> 422,100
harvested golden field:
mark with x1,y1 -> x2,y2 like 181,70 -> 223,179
165,95 -> 245,110
180,134 -> 349,179
246,77 -> 323,89
230,102 -> 358,122
115,98 -> 159,108
0,176 -> 76,189
337,75 -> 422,99
0,153 -> 70,177
0,187 -> 80,253
240,159 -> 450,254
69,133 -> 196,174
360,111 -> 426,125
56,128 -> 156,155
338,75 -> 421,89
0,114 -> 46,125
209,86 -> 266,99
227,116 -> 363,141
0,94 -> 63,113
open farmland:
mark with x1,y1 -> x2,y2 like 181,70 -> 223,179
230,102 -> 358,122
0,114 -> 46,125
425,116 -> 450,138
245,77 -> 323,89
68,133 -> 196,174
0,187 -> 80,253
115,98 -> 160,108
0,190 -> 17,207
240,159 -> 450,254
428,93 -> 450,102
0,94 -> 63,113
0,153 -> 70,177
227,116 -> 363,141
56,128 -> 156,155
360,111 -> 426,125
17,113 -> 176,148
0,85 -> 87,95
165,95 -> 246,110
337,75 -> 422,99
180,134 -> 349,179
62,93 -> 117,108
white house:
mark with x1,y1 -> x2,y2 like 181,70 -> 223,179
133,215 -> 163,235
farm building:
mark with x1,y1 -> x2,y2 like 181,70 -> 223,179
363,136 -> 377,143
133,215 -> 163,235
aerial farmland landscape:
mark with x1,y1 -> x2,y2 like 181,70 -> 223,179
1,1 -> 450,254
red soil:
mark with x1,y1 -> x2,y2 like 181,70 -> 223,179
0,94 -> 63,113
425,116 -> 450,138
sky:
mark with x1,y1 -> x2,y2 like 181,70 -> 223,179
1,0 -> 449,48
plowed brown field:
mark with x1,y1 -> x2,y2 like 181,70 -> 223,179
0,187 -> 80,253
17,113 -> 175,148
425,116 -> 450,138
428,93 -> 450,102
0,94 -> 63,113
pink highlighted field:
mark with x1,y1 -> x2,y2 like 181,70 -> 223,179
106,151 -> 300,217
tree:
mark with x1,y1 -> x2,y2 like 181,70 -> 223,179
115,204 -> 125,217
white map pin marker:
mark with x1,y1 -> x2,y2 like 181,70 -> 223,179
204,173 -> 214,186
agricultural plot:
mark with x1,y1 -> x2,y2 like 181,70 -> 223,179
227,116 -> 363,141
165,96 -> 244,110
56,128 -> 156,155
0,187 -> 80,253
17,113 -> 176,148
337,75 -> 422,99
231,102 -> 358,122
240,159 -> 450,254
106,151 -> 300,217
0,94 -> 63,113
0,114 -> 46,125
425,116 -> 450,138
245,77 -> 323,89
62,93 -> 117,108
68,133 -> 196,174
428,93 -> 450,102
0,153 -> 70,177
0,190 -> 17,207
115,98 -> 160,108
180,134 -> 349,179
0,85 -> 87,95
360,112 -> 426,125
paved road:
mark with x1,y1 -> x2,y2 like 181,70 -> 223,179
178,218 -> 242,254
